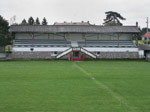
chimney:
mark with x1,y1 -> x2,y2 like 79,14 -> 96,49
136,22 -> 138,27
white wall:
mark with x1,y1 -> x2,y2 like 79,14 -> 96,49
13,47 -> 138,52
138,50 -> 144,58
13,47 -> 69,52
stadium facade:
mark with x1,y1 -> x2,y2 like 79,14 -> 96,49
9,22 -> 141,60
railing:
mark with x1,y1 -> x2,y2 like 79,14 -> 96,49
56,48 -> 72,59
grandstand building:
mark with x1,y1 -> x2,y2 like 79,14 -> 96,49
9,22 -> 140,60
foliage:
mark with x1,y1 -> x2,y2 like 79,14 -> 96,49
5,45 -> 12,53
28,17 -> 34,25
0,15 -> 11,46
21,19 -> 28,25
42,17 -> 48,25
103,11 -> 126,26
35,17 -> 40,25
143,40 -> 150,44
138,40 -> 145,44
141,27 -> 150,35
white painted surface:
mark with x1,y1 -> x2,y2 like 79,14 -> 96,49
13,47 -> 139,52
71,41 -> 78,47
56,48 -> 72,58
13,47 -> 69,52
81,48 -> 96,58
138,50 -> 144,58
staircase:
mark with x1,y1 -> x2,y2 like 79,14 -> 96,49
56,48 -> 72,59
81,48 -> 96,59
56,47 -> 97,59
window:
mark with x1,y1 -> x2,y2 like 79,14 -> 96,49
97,52 -> 100,55
30,48 -> 34,51
54,51 -> 58,54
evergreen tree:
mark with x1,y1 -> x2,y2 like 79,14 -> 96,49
141,27 -> 150,35
103,11 -> 126,26
21,19 -> 28,25
0,15 -> 11,46
35,17 -> 40,25
42,17 -> 48,25
28,17 -> 34,25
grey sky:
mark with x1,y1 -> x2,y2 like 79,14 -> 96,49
0,0 -> 150,28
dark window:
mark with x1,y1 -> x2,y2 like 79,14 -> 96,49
97,52 -> 100,55
73,51 -> 79,57
30,48 -> 34,51
54,51 -> 57,54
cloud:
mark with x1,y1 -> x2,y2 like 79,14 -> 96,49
0,0 -> 150,27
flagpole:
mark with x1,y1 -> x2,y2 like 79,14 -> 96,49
146,17 -> 149,44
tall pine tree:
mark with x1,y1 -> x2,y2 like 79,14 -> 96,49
0,15 -> 11,46
21,19 -> 28,25
35,17 -> 40,25
28,17 -> 34,25
103,11 -> 126,26
42,17 -> 48,25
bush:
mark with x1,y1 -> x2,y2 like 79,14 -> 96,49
5,45 -> 12,53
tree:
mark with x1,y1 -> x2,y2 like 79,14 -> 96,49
42,17 -> 48,25
35,17 -> 40,25
21,19 -> 28,25
141,27 -> 150,35
0,15 -> 11,46
103,11 -> 126,26
28,17 -> 34,25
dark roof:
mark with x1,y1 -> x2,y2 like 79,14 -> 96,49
139,44 -> 150,50
9,25 -> 140,34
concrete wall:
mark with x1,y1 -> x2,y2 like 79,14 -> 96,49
10,52 -> 70,60
0,53 -> 6,58
10,51 -> 139,60
96,52 -> 139,59
10,52 -> 54,59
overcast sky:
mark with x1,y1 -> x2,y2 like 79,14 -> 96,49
0,0 -> 150,28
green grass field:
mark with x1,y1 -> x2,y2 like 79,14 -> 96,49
0,60 -> 150,112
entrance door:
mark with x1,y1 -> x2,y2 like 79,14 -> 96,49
71,51 -> 86,61
73,51 -> 80,59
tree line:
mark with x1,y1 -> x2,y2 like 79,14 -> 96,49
21,17 -> 48,25
0,15 -> 11,47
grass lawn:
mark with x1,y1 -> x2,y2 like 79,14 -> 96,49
0,60 -> 150,112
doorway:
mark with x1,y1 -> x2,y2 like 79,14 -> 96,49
70,51 -> 86,61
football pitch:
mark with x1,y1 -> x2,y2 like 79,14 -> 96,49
0,60 -> 150,112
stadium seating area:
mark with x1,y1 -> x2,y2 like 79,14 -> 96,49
13,39 -> 135,48
78,40 -> 135,47
13,39 -> 71,47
